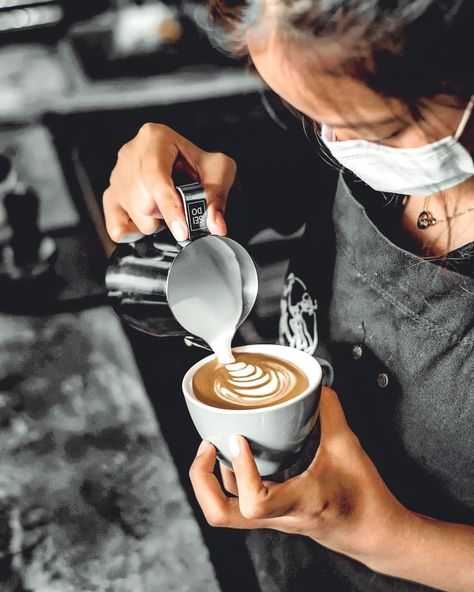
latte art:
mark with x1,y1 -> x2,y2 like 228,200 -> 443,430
217,361 -> 295,404
193,352 -> 309,410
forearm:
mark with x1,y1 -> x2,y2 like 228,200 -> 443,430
369,512 -> 474,592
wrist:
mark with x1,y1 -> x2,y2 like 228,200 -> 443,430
365,511 -> 474,591
362,506 -> 421,575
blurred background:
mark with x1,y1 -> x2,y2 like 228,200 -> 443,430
0,1 -> 335,590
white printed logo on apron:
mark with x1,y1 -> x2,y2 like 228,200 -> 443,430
279,273 -> 318,355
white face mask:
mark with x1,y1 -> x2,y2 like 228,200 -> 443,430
320,96 -> 474,196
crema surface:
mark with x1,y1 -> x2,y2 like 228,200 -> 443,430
192,352 -> 308,410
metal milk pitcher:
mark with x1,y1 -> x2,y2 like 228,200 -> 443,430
105,182 -> 258,348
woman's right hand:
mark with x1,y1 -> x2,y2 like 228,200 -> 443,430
103,123 -> 237,243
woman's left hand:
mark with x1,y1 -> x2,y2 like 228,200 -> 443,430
189,386 -> 416,570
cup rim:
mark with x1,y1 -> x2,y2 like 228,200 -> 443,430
182,344 -> 322,414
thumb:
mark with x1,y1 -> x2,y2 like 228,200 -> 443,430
317,386 -> 352,446
207,199 -> 228,236
309,387 -> 361,471
197,152 -> 236,236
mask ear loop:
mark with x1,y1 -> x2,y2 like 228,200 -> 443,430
320,123 -> 338,142
454,95 -> 474,141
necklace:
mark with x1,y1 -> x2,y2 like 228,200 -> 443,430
417,195 -> 474,229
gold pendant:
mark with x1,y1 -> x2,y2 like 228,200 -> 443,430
417,210 -> 437,230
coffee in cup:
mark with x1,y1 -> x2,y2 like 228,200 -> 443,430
183,344 -> 322,477
192,351 -> 309,410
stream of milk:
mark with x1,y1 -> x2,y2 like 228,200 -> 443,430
169,237 -> 245,364
170,239 -> 293,405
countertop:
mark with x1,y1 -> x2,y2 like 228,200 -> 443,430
0,36 -> 291,590
0,306 -> 220,591
0,41 -> 262,124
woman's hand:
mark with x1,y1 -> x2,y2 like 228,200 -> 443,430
103,123 -> 237,242
189,386 -> 415,571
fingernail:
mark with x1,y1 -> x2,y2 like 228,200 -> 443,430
209,210 -> 226,235
171,219 -> 188,242
197,440 -> 211,456
228,435 -> 241,458
120,232 -> 145,243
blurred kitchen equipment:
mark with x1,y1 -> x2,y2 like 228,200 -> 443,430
0,183 -> 57,308
0,154 -> 18,232
106,182 -> 258,347
112,1 -> 182,58
0,128 -> 108,314
69,1 -> 238,80
0,0 -> 110,42
0,1 -> 65,36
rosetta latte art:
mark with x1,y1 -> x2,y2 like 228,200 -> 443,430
217,361 -> 296,406
192,352 -> 309,410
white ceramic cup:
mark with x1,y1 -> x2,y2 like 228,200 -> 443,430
182,344 -> 322,477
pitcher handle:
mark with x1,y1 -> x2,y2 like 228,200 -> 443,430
119,182 -> 209,245
175,182 -> 209,243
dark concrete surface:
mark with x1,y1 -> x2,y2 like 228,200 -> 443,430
0,307 -> 220,591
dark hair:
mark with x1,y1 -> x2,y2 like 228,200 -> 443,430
208,0 -> 474,105
209,0 -> 474,262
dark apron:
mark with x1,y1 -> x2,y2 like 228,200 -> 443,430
246,174 -> 474,592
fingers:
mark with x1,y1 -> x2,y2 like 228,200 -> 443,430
137,124 -> 226,242
318,386 -> 350,443
220,463 -> 238,496
128,203 -> 163,236
307,387 -> 362,474
138,135 -> 189,242
103,189 -> 146,242
104,186 -> 163,239
103,191 -> 130,242
189,441 -> 229,517
189,440 -> 270,530
104,123 -> 236,243
170,135 -> 235,236
207,203 -> 227,236
229,436 -> 297,519
197,151 -> 236,235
